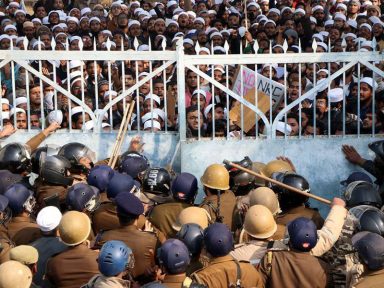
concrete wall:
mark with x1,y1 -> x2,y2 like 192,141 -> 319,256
3,130 -> 383,217
180,136 -> 383,217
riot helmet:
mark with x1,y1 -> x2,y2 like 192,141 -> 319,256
87,165 -> 114,192
142,167 -> 172,203
158,239 -> 190,274
350,205 -> 384,236
275,173 -> 310,211
176,223 -> 204,257
58,142 -> 95,173
171,172 -> 198,203
118,151 -> 150,179
39,155 -> 74,186
204,223 -> 233,257
4,184 -> 35,215
66,183 -> 100,212
344,181 -> 382,209
0,143 -> 32,174
98,240 -> 134,277
30,144 -> 60,174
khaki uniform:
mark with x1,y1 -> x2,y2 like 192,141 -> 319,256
162,273 -> 188,288
200,190 -> 236,230
91,202 -> 120,234
95,224 -> 159,279
7,215 -> 41,245
191,255 -> 262,288
149,202 -> 190,238
271,223 -> 287,240
46,244 -> 99,288
35,181 -> 67,210
354,268 -> 384,288
258,250 -> 330,288
276,205 -> 324,229
0,225 -> 13,264
231,240 -> 269,266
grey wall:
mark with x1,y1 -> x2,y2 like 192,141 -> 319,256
181,136 -> 383,217
3,131 -> 383,217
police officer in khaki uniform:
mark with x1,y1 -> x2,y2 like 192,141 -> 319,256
9,245 -> 40,287
258,217 -> 330,288
4,184 -> 41,245
91,171 -> 139,234
231,205 -> 278,266
149,172 -> 198,239
353,231 -> 384,287
45,211 -> 99,288
94,191 -> 160,282
191,223 -> 262,288
199,164 -> 236,230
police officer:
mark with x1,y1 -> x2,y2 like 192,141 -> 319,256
273,173 -> 324,229
4,184 -> 41,245
0,260 -> 33,288
58,142 -> 96,183
158,239 -> 191,287
0,195 -> 13,264
45,211 -> 99,287
259,217 -> 330,288
231,205 -> 278,265
352,232 -> 384,287
0,170 -> 22,194
92,172 -> 138,234
83,240 -> 135,288
149,172 -> 198,238
200,164 -> 236,230
349,205 -> 384,236
31,206 -> 68,286
191,223 -> 262,287
94,191 -> 160,282
176,223 -> 204,276
261,159 -> 294,179
226,157 -> 257,196
118,151 -> 150,181
35,155 -> 74,210
173,207 -> 211,232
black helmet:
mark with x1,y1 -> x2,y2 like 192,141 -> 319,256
171,173 -> 198,203
176,223 -> 204,257
350,205 -> 384,236
344,181 -> 382,209
30,145 -> 60,174
58,142 -> 95,173
369,140 -> 384,160
0,143 -> 32,174
276,173 -> 310,211
0,170 -> 22,194
40,155 -> 74,186
142,167 -> 171,203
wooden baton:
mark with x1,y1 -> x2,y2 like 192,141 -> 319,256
223,160 -> 332,205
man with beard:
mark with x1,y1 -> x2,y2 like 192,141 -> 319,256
186,105 -> 205,138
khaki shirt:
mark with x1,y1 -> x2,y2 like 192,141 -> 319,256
149,202 -> 190,239
162,273 -> 188,288
200,190 -> 236,231
96,224 -> 159,279
354,268 -> 384,288
231,240 -> 269,266
259,250 -> 330,288
276,205 -> 324,229
192,255 -> 263,288
91,201 -> 120,234
46,244 -> 99,288
7,215 -> 41,245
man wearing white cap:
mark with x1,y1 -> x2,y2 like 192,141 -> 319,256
31,206 -> 68,286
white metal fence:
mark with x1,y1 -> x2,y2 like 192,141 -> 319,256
1,38 -> 383,141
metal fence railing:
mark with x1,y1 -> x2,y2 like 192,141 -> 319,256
0,38 -> 383,141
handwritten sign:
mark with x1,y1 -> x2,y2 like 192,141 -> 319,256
232,66 -> 285,110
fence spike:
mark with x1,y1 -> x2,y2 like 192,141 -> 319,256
253,40 -> 259,54
51,38 -> 56,50
105,38 -> 111,51
78,38 -> 84,51
341,38 -> 347,52
224,40 -> 229,54
23,37 -> 28,50
312,39 -> 318,53
372,37 -> 377,52
161,37 -> 167,50
133,37 -> 139,51
148,36 -> 152,51
283,39 -> 288,53
195,40 -> 200,54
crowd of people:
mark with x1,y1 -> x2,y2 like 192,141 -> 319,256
0,0 -> 382,138
0,126 -> 384,287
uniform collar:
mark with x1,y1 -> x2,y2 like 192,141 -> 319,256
363,268 -> 384,277
11,215 -> 34,223
163,273 -> 187,283
209,255 -> 235,264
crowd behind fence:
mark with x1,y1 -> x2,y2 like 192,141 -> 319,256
0,0 -> 383,141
